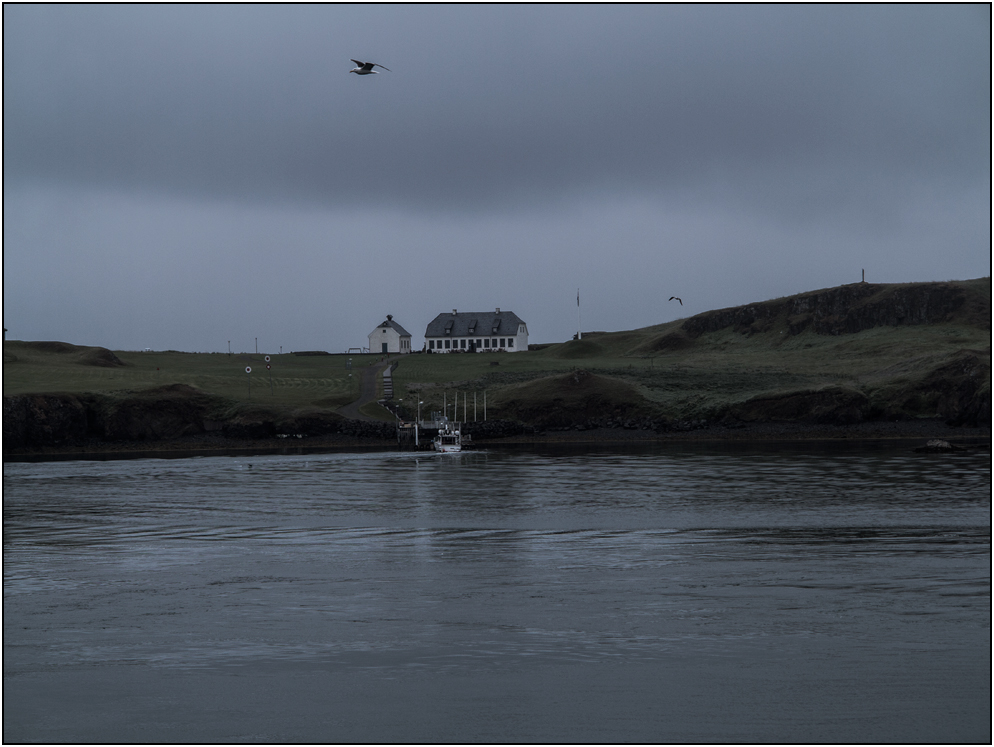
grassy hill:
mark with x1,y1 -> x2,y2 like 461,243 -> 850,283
4,278 -> 990,451
397,278 -> 990,427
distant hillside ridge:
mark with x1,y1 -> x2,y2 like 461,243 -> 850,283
3,340 -> 126,368
538,277 -> 989,429
681,279 -> 989,339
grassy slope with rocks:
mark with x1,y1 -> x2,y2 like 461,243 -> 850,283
4,279 -> 990,455
395,279 -> 989,431
486,278 -> 991,425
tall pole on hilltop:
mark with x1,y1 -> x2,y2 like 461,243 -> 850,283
577,288 -> 582,340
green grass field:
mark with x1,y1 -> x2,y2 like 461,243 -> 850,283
3,344 -> 383,411
5,279 -> 989,424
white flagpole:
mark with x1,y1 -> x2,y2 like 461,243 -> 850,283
577,288 -> 582,340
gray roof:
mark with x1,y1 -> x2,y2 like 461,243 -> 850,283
373,317 -> 411,337
425,310 -> 526,337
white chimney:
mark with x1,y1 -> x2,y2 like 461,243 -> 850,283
452,309 -> 457,315
496,307 -> 501,313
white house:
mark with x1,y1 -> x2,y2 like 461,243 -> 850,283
424,308 -> 528,353
368,315 -> 413,354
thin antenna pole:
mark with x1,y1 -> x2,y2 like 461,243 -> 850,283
577,288 -> 582,340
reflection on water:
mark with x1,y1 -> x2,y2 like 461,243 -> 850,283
4,444 -> 991,743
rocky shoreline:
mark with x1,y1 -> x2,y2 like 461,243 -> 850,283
4,417 -> 988,462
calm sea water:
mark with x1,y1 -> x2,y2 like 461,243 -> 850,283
4,443 -> 990,743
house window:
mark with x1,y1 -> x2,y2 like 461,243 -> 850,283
460,339 -> 466,349
492,339 -> 497,347
500,338 -> 506,347
429,340 -> 435,349
507,338 -> 514,348
445,340 -> 451,349
484,339 -> 490,348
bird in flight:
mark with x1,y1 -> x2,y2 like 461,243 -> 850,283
669,297 -> 683,305
350,60 -> 390,75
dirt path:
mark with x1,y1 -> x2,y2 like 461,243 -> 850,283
336,359 -> 393,422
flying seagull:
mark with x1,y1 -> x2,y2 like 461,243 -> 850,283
350,59 -> 390,75
669,296 -> 683,306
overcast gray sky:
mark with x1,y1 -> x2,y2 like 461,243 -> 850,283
4,4 -> 990,353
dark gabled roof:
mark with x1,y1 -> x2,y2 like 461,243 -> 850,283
425,310 -> 526,337
373,317 -> 411,337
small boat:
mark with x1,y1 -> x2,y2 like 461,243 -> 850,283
433,423 -> 463,453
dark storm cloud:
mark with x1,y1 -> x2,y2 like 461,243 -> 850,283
5,4 -> 988,214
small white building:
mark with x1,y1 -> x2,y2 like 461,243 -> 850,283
424,308 -> 528,353
368,315 -> 413,354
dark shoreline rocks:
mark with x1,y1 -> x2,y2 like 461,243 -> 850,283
4,416 -> 988,462
3,386 -> 397,455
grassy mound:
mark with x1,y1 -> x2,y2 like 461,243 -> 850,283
77,347 -> 126,367
9,340 -> 126,367
546,339 -> 607,359
629,328 -> 695,355
493,369 -> 654,427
